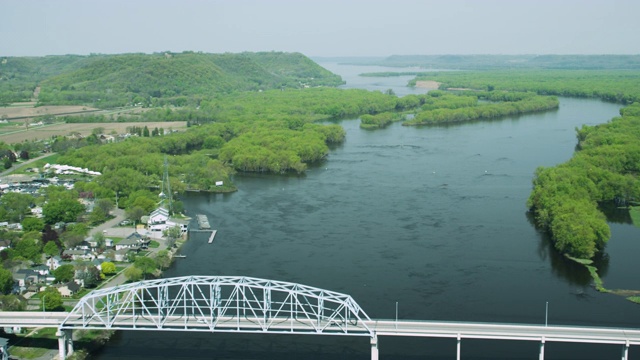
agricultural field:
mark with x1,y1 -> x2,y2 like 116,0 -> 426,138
0,121 -> 187,143
0,103 -> 99,119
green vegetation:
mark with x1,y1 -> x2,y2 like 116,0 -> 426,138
360,112 -> 404,129
630,206 -> 640,227
405,92 -> 559,126
33,52 -> 342,108
409,70 -> 640,104
527,104 -> 640,258
0,55 -> 91,105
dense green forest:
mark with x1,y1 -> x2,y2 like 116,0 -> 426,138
409,70 -> 640,104
0,55 -> 91,104
1,52 -> 343,108
404,91 -> 559,126
527,103 -> 640,258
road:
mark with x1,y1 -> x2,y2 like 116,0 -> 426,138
1,312 -> 639,347
0,152 -> 56,178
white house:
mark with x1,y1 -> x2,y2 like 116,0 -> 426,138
46,256 -> 62,270
146,207 -> 189,234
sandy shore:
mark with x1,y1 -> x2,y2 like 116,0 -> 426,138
414,80 -> 441,90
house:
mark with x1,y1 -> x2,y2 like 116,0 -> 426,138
166,218 -> 189,235
114,248 -> 134,262
46,256 -> 62,270
14,269 -> 47,288
146,206 -> 189,235
62,249 -> 94,261
115,232 -> 149,251
54,281 -> 81,297
90,258 -> 106,271
74,240 -> 92,251
147,207 -> 170,232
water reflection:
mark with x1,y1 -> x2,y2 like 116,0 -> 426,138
528,211 -> 610,287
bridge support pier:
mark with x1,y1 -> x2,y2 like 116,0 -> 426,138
370,334 -> 379,360
621,341 -> 629,360
539,337 -> 545,360
56,329 -> 73,360
456,334 -> 461,360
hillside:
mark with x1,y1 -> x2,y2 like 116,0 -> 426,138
2,52 -> 343,108
0,55 -> 92,104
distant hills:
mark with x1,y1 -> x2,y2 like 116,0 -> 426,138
342,54 -> 640,70
0,52 -> 344,107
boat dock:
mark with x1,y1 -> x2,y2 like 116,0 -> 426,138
174,255 -> 186,258
208,230 -> 217,243
196,214 -> 211,230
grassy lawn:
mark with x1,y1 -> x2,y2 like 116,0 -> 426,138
11,153 -> 60,174
109,236 -> 124,244
149,240 -> 160,248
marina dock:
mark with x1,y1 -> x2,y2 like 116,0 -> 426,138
196,214 -> 211,230
208,230 -> 217,243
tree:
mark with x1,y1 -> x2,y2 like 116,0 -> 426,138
42,286 -> 63,311
0,267 -> 14,294
93,232 -> 106,249
0,192 -> 34,223
126,206 -> 146,224
124,266 -> 143,282
101,261 -> 116,276
43,241 -> 60,257
0,294 -> 26,311
42,224 -> 59,244
88,206 -> 109,225
95,198 -> 114,215
15,238 -> 42,263
53,264 -> 75,283
43,198 -> 86,224
22,217 -> 44,232
79,266 -> 101,288
3,157 -> 12,169
155,250 -> 171,270
163,226 -> 182,248
60,223 -> 89,249
134,256 -> 157,279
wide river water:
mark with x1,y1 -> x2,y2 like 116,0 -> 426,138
94,63 -> 640,359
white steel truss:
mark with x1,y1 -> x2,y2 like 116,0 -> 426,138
60,276 -> 373,336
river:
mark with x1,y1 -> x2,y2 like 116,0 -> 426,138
93,63 -> 640,359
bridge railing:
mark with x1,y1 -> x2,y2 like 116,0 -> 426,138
60,276 -> 373,336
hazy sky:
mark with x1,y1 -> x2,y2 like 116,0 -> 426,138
2,0 -> 639,57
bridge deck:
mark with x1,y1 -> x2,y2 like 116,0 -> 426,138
2,312 -> 639,346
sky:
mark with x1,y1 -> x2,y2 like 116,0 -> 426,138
2,0 -> 639,57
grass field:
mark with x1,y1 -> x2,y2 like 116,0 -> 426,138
0,121 -> 187,143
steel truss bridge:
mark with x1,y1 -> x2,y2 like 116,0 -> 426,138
2,275 -> 640,360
